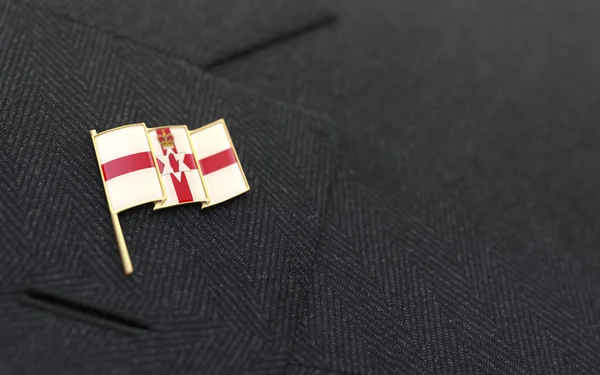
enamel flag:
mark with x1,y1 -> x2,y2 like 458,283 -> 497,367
91,119 -> 249,275
91,123 -> 164,213
190,119 -> 250,207
147,126 -> 208,209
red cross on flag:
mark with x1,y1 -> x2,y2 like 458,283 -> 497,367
190,119 -> 250,208
147,126 -> 208,209
92,123 -> 164,213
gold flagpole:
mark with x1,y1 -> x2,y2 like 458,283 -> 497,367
90,129 -> 134,276
110,212 -> 134,275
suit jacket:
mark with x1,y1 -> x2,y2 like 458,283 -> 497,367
1,0 -> 600,374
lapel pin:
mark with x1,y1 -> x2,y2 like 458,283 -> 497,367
90,119 -> 249,275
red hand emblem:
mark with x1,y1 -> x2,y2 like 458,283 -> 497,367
169,153 -> 180,173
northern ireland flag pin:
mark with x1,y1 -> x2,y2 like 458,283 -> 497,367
90,119 -> 249,275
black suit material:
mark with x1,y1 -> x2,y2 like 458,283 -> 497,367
1,0 -> 600,374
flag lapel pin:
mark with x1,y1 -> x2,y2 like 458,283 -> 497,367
90,119 -> 249,275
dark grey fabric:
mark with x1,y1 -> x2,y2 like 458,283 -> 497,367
1,0 -> 600,374
22,0 -> 333,67
213,0 -> 600,142
216,4 -> 600,372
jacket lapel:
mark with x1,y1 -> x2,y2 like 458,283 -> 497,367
0,2 -> 339,373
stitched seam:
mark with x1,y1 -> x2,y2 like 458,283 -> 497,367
15,0 -> 336,70
204,13 -> 337,70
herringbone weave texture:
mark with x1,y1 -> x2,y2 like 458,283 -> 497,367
1,1 -> 600,374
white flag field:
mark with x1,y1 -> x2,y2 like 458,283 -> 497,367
90,119 -> 249,274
